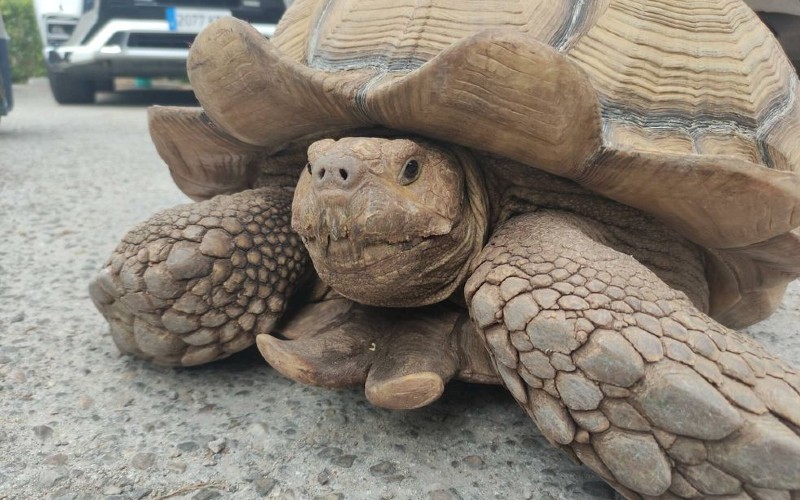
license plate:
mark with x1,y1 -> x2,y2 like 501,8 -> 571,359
166,7 -> 231,33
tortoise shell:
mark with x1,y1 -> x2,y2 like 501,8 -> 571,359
149,0 -> 800,328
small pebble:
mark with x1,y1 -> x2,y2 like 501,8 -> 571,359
207,438 -> 226,454
33,425 -> 54,441
248,422 -> 270,439
38,468 -> 67,488
254,477 -> 276,496
429,489 -> 463,500
369,461 -> 398,477
103,486 -> 122,495
51,493 -> 77,500
45,454 -> 68,466
273,487 -> 296,499
192,488 -> 221,500
168,461 -> 187,473
317,446 -> 343,459
177,441 -> 199,452
331,455 -> 356,468
462,455 -> 485,469
131,489 -> 152,500
131,453 -> 155,470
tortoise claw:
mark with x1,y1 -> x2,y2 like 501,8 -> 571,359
365,371 -> 445,410
256,315 -> 374,388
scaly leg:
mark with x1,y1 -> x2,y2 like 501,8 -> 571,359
466,211 -> 800,499
89,187 -> 311,366
257,299 -> 499,409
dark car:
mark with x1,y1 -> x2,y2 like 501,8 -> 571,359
0,14 -> 13,119
748,1 -> 800,69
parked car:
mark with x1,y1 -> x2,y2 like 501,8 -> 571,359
34,0 -> 82,55
0,13 -> 12,120
749,0 -> 800,69
35,0 -> 289,104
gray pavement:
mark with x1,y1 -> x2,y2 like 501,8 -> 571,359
0,79 -> 798,500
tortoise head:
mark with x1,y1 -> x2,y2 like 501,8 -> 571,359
292,137 -> 489,307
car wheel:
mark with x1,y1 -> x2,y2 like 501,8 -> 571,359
48,70 -> 96,104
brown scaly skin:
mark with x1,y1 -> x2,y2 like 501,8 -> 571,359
288,137 -> 800,499
260,298 -> 499,409
90,174 -> 496,405
90,187 -> 311,366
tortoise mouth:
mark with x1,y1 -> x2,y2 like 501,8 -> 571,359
301,234 -> 434,273
300,231 -> 463,308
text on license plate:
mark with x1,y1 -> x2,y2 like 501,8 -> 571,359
166,7 -> 231,32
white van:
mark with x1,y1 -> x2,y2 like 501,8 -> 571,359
33,0 -> 289,104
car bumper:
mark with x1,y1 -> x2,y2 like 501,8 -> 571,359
47,17 -> 276,79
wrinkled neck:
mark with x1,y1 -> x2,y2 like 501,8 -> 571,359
441,146 -> 491,300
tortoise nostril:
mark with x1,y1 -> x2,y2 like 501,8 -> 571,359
311,159 -> 361,190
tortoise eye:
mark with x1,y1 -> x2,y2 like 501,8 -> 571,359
400,159 -> 420,185
306,162 -> 312,175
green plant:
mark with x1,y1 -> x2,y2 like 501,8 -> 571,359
0,0 -> 45,82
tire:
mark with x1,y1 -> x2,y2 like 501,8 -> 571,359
47,70 -> 96,104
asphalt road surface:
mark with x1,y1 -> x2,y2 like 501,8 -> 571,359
1,80 -> 799,500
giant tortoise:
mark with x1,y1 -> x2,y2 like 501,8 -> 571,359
90,0 -> 800,498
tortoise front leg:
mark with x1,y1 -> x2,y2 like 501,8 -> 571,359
466,211 -> 800,499
89,187 -> 311,366
257,299 -> 499,409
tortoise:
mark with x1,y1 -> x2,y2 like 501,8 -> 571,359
88,0 -> 800,498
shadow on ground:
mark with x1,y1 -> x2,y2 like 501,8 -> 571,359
179,345 -> 515,411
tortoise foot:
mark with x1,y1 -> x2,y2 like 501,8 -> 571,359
90,187 -> 309,366
467,212 -> 800,498
257,299 -> 498,409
